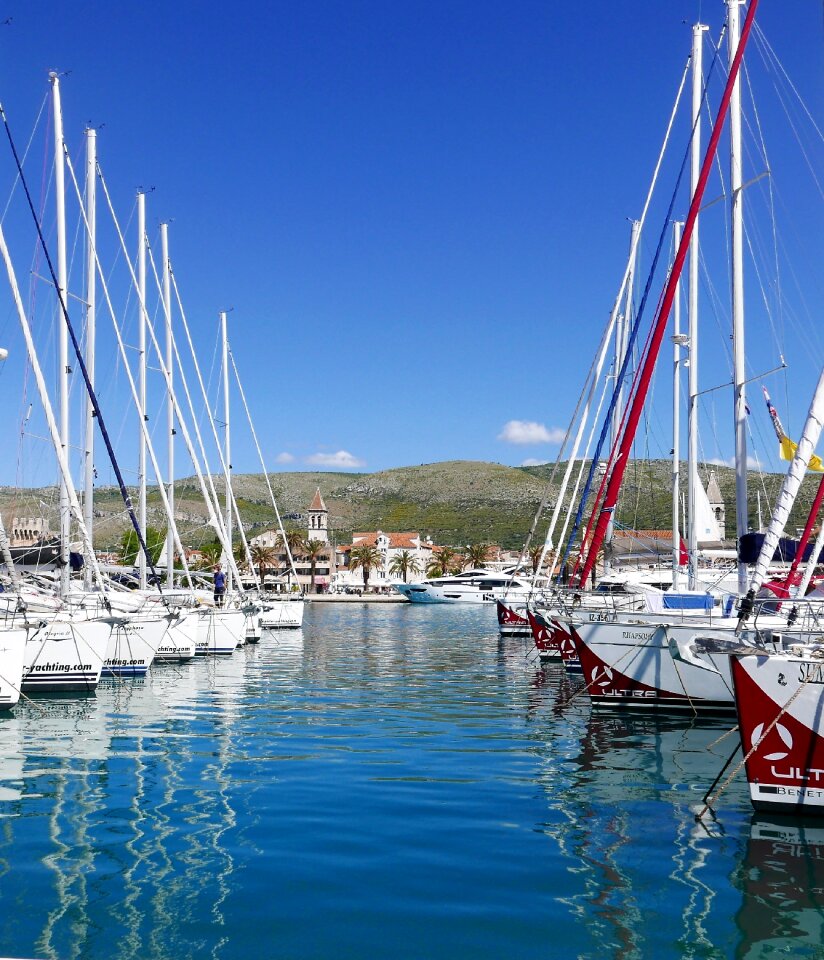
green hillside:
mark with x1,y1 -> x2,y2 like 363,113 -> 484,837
0,459 -> 813,552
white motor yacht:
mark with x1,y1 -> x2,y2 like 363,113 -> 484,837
393,568 -> 533,604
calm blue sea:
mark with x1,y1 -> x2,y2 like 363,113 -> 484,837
0,603 -> 819,959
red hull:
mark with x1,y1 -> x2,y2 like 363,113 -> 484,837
732,655 -> 824,815
496,600 -> 531,636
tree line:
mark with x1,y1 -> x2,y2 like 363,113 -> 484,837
120,528 -> 549,592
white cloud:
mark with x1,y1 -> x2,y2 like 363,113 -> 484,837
497,420 -> 565,445
306,450 -> 365,469
275,452 -> 295,464
521,458 -> 550,467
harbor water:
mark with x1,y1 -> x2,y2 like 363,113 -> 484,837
0,603 -> 819,959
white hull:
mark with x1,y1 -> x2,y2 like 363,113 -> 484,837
154,610 -> 198,662
258,599 -> 305,629
21,617 -> 109,693
395,570 -> 533,604
195,608 -> 244,655
101,617 -> 165,678
0,628 -> 28,709
568,612 -> 754,713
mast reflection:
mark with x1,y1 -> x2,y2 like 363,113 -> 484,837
535,709 -> 738,958
735,818 -> 824,959
0,649 -> 252,960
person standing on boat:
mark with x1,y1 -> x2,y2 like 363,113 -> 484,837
213,564 -> 226,607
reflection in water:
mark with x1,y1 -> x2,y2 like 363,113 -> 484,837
0,655 -> 250,960
533,693 -> 747,960
0,606 -> 819,959
736,819 -> 824,959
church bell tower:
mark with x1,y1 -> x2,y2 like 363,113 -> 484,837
307,488 -> 328,543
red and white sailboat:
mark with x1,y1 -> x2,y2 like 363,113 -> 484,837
732,650 -> 824,814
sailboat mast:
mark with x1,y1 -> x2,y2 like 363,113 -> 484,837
729,0 -> 749,593
221,310 -> 232,593
50,74 -> 70,596
137,192 -> 148,590
604,222 -> 640,575
672,220 -> 684,587
576,0 -> 759,588
687,22 -> 707,589
615,221 -> 640,442
82,127 -> 96,589
162,223 -> 174,585
0,344 -> 18,588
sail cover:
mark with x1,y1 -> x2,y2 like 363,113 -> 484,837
694,477 -> 721,544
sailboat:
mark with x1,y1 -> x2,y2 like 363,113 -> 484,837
551,0 -> 792,711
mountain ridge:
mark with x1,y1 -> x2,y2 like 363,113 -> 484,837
0,458 -> 808,551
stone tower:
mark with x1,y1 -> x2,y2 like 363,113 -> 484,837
307,488 -> 328,543
706,471 -> 726,536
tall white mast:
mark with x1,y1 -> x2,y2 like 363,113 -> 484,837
82,127 -> 96,590
0,222 -> 107,594
0,348 -> 18,589
687,23 -> 707,589
672,220 -> 684,587
137,192 -> 148,590
617,221 -> 640,434
162,222 -> 174,585
604,220 -> 640,575
221,310 -> 233,594
50,73 -> 70,596
729,0 -> 748,594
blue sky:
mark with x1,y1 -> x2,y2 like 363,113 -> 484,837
0,1 -> 823,490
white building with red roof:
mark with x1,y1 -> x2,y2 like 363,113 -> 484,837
333,530 -> 435,592
249,487 -> 334,592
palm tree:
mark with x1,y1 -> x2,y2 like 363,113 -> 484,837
303,538 -> 328,592
251,543 -> 278,584
426,546 -> 460,578
233,542 -> 248,572
528,544 -> 545,575
278,529 -> 306,562
388,550 -> 421,583
349,544 -> 383,592
463,543 -> 490,570
277,529 -> 306,588
119,525 -> 165,566
196,539 -> 223,571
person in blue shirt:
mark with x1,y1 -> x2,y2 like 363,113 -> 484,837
213,564 -> 226,607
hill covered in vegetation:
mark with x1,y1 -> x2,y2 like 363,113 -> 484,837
0,459 -> 810,552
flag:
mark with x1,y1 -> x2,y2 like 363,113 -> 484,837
763,386 -> 824,472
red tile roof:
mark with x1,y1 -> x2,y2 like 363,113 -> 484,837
309,488 -> 327,512
612,530 -> 673,540
349,531 -> 430,550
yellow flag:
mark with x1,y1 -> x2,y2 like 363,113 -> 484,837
780,436 -> 824,472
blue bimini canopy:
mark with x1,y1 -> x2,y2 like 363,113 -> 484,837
663,592 -> 714,612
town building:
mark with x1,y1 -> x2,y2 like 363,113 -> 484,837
333,531 -> 435,592
249,487 -> 334,593
706,471 -> 726,532
250,489 -> 448,593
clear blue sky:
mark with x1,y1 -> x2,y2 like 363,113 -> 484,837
0,1 -> 823,491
